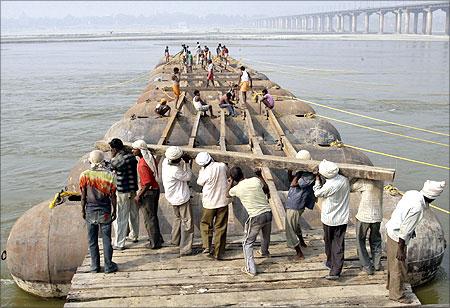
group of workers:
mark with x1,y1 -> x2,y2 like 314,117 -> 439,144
80,137 -> 445,304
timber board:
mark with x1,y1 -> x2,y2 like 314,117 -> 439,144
65,230 -> 419,307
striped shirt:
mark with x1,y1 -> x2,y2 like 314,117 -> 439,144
314,174 -> 350,226
351,179 -> 383,223
80,168 -> 117,211
110,150 -> 138,193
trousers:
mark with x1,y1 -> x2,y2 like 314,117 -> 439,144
356,219 -> 382,271
243,211 -> 272,275
386,236 -> 408,300
323,223 -> 347,276
285,208 -> 305,248
141,189 -> 164,248
113,191 -> 139,248
86,210 -> 117,273
171,201 -> 194,255
200,206 -> 229,258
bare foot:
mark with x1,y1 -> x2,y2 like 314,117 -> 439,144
288,254 -> 305,262
300,241 -> 307,248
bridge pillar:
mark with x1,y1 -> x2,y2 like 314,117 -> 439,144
320,15 -> 325,32
395,10 -> 402,34
326,15 -> 332,32
404,9 -> 410,34
337,15 -> 343,32
364,13 -> 370,33
446,9 -> 450,35
413,11 -> 419,34
422,11 -> 427,34
295,17 -> 299,30
351,13 -> 358,33
425,8 -> 433,35
310,16 -> 314,32
378,11 -> 385,34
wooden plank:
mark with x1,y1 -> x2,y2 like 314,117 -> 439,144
95,140 -> 396,181
65,284 -> 418,307
219,110 -> 226,151
243,109 -> 286,230
188,112 -> 202,147
157,92 -> 185,145
267,109 -> 298,157
163,86 -> 266,92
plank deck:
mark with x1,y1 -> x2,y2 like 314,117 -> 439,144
65,229 -> 420,307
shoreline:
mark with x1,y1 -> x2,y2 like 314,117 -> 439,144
1,31 -> 449,44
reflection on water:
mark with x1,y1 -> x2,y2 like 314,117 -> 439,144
1,38 -> 449,306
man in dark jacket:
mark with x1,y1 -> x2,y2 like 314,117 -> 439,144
285,150 -> 315,261
109,138 -> 139,250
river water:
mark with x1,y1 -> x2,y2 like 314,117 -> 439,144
1,37 -> 448,306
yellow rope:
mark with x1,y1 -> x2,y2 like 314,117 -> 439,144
283,96 -> 449,137
383,185 -> 449,215
317,114 -> 449,148
343,143 -> 450,171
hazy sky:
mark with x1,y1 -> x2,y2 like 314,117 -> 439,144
2,1 -> 424,19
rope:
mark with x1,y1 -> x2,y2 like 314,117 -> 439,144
316,114 -> 449,148
343,143 -> 450,171
384,185 -> 450,215
279,96 -> 449,137
81,71 -> 149,92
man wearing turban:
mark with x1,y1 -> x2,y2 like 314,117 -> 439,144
385,180 -> 446,303
195,152 -> 230,260
161,146 -> 194,256
313,159 -> 350,280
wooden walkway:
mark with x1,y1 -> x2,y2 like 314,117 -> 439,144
65,229 -> 420,307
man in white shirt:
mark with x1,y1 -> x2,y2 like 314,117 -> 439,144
351,179 -> 383,275
161,146 -> 194,256
227,167 -> 272,277
313,159 -> 350,280
195,152 -> 230,260
385,180 -> 445,303
237,66 -> 252,105
193,90 -> 216,117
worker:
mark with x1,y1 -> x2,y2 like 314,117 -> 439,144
227,167 -> 272,277
80,150 -> 118,273
195,152 -> 230,260
131,140 -> 164,250
216,43 -> 222,57
109,138 -> 139,251
219,92 -> 237,117
196,44 -> 203,66
206,59 -> 215,88
186,50 -> 193,73
238,66 -> 252,105
222,45 -> 229,69
161,146 -> 194,256
313,159 -> 350,280
351,179 -> 384,275
385,180 -> 446,303
155,98 -> 171,117
164,46 -> 170,63
172,67 -> 181,108
193,89 -> 216,117
285,150 -> 316,261
261,88 -> 275,110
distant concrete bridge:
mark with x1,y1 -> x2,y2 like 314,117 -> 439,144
253,1 -> 449,35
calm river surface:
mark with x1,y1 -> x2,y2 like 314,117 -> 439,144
1,37 -> 449,306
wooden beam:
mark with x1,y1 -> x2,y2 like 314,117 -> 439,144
96,140 -> 395,182
157,93 -> 185,145
267,110 -> 298,157
163,86 -> 266,92
242,109 -> 286,230
188,112 -> 202,147
219,110 -> 227,151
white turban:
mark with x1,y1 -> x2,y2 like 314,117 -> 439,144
195,152 -> 212,166
165,146 -> 183,160
89,150 -> 104,168
296,150 -> 311,160
318,159 -> 339,179
132,139 -> 159,180
421,180 -> 446,199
